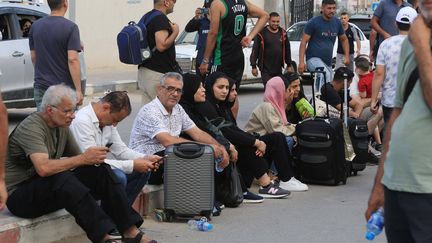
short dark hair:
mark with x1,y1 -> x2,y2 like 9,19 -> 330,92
100,91 -> 132,115
322,0 -> 336,5
354,56 -> 370,72
333,67 -> 354,82
397,22 -> 411,31
269,12 -> 280,18
47,0 -> 64,10
340,12 -> 348,16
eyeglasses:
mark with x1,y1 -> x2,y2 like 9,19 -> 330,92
162,85 -> 183,94
51,105 -> 78,116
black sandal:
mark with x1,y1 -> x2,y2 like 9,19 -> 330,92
123,231 -> 157,243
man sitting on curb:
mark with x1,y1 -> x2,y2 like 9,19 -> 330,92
5,84 -> 156,243
129,72 -> 229,185
70,91 -> 161,205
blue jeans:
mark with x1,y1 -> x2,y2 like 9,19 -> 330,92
112,169 -> 151,205
307,57 -> 333,93
34,87 -> 46,112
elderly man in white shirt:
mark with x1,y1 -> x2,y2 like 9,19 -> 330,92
70,91 -> 161,205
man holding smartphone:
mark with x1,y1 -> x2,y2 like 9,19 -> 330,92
70,91 -> 162,205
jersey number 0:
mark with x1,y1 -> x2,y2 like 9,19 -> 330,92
234,15 -> 245,36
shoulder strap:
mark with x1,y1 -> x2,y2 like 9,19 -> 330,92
403,67 -> 419,104
140,10 -> 163,26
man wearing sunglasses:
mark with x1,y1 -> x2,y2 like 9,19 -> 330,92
130,72 -> 229,185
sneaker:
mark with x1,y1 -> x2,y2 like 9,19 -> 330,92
374,143 -> 383,152
279,177 -> 309,192
243,190 -> 264,203
258,183 -> 291,198
368,141 -> 381,158
215,201 -> 225,210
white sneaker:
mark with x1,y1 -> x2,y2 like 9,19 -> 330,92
279,177 -> 309,192
368,142 -> 382,158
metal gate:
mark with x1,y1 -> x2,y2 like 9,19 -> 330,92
290,0 -> 314,24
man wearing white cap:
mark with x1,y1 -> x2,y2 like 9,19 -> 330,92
366,4 -> 432,242
370,6 -> 418,124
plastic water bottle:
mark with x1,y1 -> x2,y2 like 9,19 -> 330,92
187,218 -> 213,232
215,157 -> 224,172
365,207 -> 384,240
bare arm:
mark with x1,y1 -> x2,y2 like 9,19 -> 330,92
365,107 -> 401,220
371,16 -> 390,40
298,33 -> 311,74
155,132 -> 191,148
369,29 -> 377,62
199,0 -> 223,75
68,50 -> 82,106
339,34 -> 350,65
241,1 -> 269,47
0,94 -> 8,210
185,126 -> 230,168
409,15 -> 432,109
30,146 -> 108,177
154,22 -> 179,52
356,39 -> 361,55
371,65 -> 385,113
30,50 -> 36,66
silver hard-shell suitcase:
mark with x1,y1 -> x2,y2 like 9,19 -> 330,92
163,142 -> 214,221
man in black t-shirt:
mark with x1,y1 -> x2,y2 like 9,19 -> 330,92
335,12 -> 361,70
250,12 -> 292,86
138,0 -> 180,104
320,67 -> 363,118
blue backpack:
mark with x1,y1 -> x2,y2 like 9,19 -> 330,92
117,10 -> 162,65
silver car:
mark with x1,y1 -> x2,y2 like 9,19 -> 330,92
0,1 -> 86,109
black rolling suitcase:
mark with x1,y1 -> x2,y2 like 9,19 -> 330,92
163,142 -> 214,221
295,69 -> 348,185
347,118 -> 368,175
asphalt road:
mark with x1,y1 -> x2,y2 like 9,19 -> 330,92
7,84 -> 387,243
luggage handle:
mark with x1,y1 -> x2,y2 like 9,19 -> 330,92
310,68 -> 329,118
173,142 -> 206,159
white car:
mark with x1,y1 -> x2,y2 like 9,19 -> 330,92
0,1 -> 87,109
175,18 -> 261,86
286,21 -> 370,74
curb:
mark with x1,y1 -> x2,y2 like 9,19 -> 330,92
85,80 -> 138,95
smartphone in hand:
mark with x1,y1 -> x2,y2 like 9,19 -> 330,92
154,155 -> 168,165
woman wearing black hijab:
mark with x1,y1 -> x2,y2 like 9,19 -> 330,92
196,72 -> 298,199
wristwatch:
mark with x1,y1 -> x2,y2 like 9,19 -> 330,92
202,58 -> 210,64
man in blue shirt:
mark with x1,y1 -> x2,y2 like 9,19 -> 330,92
298,0 -> 349,92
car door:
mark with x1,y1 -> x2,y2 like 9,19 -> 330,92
15,9 -> 47,97
0,12 -> 26,99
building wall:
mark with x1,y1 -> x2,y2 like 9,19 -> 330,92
71,0 -> 264,70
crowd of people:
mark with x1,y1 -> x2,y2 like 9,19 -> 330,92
1,0 -> 432,242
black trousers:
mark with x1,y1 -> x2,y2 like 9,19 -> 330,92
6,165 -> 143,243
260,132 -> 294,182
384,187 -> 432,243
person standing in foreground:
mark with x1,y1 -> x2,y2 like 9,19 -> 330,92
0,92 -> 7,210
138,0 -> 180,104
365,1 -> 432,241
250,12 -> 292,86
30,0 -> 83,110
298,0 -> 350,92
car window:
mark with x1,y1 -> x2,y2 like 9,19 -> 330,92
287,23 -> 304,41
176,31 -> 198,45
0,14 -> 11,41
17,12 -> 45,39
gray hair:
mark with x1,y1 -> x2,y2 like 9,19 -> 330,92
40,84 -> 77,112
160,72 -> 183,86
